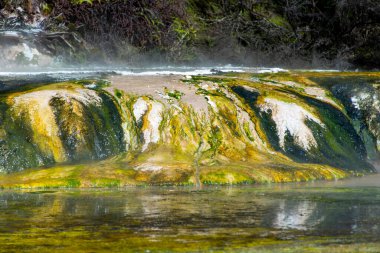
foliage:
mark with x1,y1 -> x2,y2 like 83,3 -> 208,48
45,0 -> 188,62
0,0 -> 379,66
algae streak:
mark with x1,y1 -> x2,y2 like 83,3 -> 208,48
0,83 -> 125,173
0,72 -> 377,187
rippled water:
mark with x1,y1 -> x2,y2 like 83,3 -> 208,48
1,176 -> 380,252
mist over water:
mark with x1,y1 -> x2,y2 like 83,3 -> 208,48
0,65 -> 288,92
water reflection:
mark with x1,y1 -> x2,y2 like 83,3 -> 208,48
1,185 -> 380,251
273,201 -> 320,230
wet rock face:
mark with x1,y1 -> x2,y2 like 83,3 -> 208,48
232,82 -> 369,171
0,73 -> 375,176
348,84 -> 380,154
313,76 -> 380,161
0,84 -> 125,173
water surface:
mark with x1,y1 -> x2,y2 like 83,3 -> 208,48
1,175 -> 380,252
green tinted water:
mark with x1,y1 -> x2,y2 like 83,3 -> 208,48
1,175 -> 380,252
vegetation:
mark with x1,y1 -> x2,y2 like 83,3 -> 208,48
1,0 -> 378,68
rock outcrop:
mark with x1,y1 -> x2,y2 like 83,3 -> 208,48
0,71 -> 378,187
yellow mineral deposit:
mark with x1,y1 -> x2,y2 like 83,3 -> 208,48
0,71 -> 377,188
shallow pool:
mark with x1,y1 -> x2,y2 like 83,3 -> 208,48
1,175 -> 380,252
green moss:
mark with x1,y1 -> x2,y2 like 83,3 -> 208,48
114,89 -> 123,99
310,75 -> 380,160
66,179 -> 81,188
0,101 -> 54,173
303,96 -> 371,171
164,87 -> 184,100
268,15 -> 291,29
90,178 -> 120,188
201,169 -> 253,185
